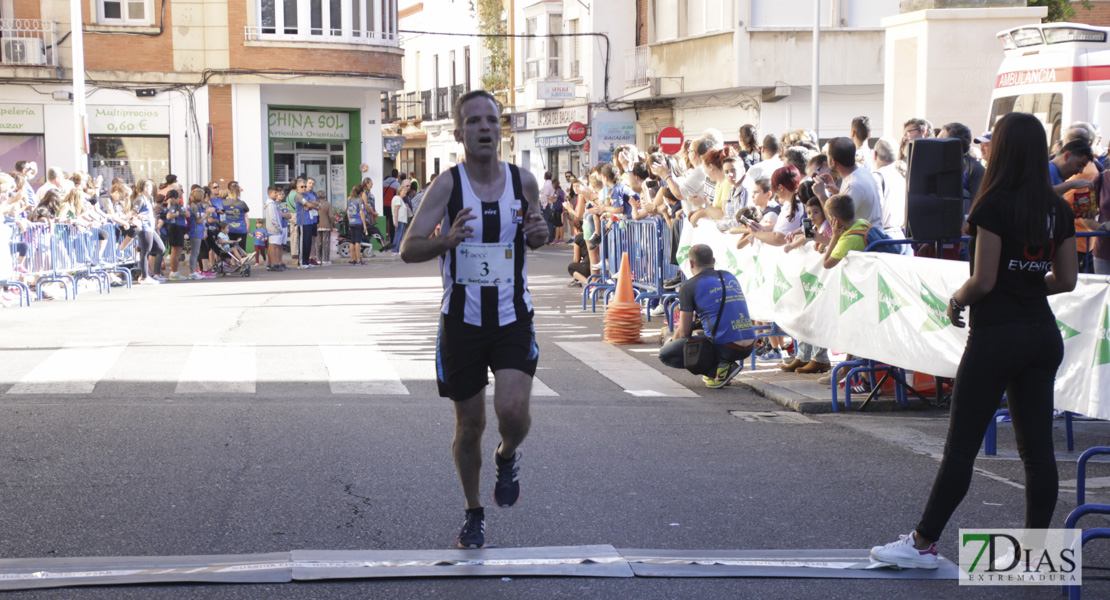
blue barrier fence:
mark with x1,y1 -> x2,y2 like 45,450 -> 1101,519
3,221 -> 138,306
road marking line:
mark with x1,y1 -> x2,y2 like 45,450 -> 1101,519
320,344 -> 408,395
7,344 -> 127,394
176,344 -> 256,394
486,369 -> 558,397
555,342 -> 698,398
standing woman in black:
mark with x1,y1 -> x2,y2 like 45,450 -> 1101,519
870,112 -> 1078,569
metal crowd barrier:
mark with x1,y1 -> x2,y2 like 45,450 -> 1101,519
1,222 -> 32,306
582,218 -> 680,322
4,221 -> 138,304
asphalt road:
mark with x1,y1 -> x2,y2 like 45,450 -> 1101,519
0,246 -> 1106,599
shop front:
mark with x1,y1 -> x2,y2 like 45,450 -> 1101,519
512,104 -> 589,180
0,103 -> 46,176
87,104 -> 172,186
268,107 -> 361,211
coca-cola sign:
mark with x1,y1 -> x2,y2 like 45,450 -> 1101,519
567,121 -> 587,144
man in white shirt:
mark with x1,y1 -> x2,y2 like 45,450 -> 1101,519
744,134 -> 784,192
872,136 -> 910,255
35,166 -> 67,199
821,138 -> 883,229
851,116 -> 875,172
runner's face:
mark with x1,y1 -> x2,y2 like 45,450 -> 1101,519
455,97 -> 501,159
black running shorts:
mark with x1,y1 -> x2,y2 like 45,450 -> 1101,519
436,313 -> 538,401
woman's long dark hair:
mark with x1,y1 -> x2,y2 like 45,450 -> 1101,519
969,112 -> 1058,247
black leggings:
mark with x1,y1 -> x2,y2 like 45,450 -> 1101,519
138,230 -> 165,279
915,319 -> 1063,542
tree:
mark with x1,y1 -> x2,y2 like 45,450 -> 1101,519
1030,0 -> 1093,23
475,0 -> 510,97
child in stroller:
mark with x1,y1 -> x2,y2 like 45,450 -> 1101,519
213,222 -> 251,277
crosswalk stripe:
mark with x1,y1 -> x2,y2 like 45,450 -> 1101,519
554,341 -> 698,398
486,369 -> 558,397
319,344 -> 409,395
175,344 -> 257,394
6,344 -> 127,394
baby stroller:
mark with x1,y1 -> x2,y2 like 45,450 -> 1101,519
212,243 -> 252,277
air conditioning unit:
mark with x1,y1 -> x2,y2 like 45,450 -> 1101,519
2,38 -> 47,66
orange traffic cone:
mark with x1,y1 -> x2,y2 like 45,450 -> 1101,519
603,252 -> 643,344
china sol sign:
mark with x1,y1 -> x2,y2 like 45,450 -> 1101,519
268,109 -> 350,140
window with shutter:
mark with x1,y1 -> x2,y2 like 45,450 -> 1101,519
750,0 -> 832,29
655,0 -> 678,42
844,0 -> 900,28
688,0 -> 706,37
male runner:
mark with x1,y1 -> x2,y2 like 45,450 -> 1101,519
401,90 -> 548,550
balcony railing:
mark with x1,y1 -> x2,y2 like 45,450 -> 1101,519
625,45 -> 648,89
246,0 -> 399,48
434,87 -> 449,120
0,19 -> 59,67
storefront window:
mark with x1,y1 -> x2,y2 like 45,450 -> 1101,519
88,136 -> 169,186
0,134 -> 46,180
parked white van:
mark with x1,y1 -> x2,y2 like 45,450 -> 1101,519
990,22 -> 1110,146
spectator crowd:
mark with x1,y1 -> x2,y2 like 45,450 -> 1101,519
541,115 -> 1110,388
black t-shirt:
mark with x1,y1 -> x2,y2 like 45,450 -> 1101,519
966,192 -> 1075,328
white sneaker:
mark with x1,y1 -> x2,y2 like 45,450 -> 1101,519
650,304 -> 666,317
168,272 -> 184,281
870,532 -> 939,569
188,272 -> 204,280
140,278 -> 160,285
992,546 -> 1043,572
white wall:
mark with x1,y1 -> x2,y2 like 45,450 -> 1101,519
232,84 -> 264,215
881,7 -> 1048,140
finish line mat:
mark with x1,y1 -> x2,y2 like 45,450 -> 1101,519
0,546 -> 959,591
620,549 -> 961,580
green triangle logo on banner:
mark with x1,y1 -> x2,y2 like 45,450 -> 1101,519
752,256 -> 765,289
839,271 -> 863,314
920,283 -> 951,332
773,266 -> 793,304
1095,305 -> 1110,367
799,270 -> 825,307
1056,319 -> 1081,341
726,250 -> 741,276
878,274 -> 907,324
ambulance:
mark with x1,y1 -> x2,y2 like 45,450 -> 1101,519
990,22 -> 1110,146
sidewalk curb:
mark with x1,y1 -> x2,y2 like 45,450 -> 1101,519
735,376 -> 833,414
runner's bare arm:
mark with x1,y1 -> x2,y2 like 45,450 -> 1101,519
401,173 -> 474,263
518,169 -> 547,249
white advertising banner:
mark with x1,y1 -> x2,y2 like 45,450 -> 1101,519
678,222 -> 1110,419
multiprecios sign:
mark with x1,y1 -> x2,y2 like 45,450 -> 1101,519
88,105 -> 171,135
0,104 -> 44,134
268,109 -> 350,140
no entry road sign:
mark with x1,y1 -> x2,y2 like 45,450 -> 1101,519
658,127 -> 684,155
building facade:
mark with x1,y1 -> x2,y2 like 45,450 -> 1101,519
383,0 -> 485,185
0,0 -> 402,215
628,0 -> 900,146
509,0 -> 636,179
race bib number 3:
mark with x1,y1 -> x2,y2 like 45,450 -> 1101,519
456,242 -> 514,287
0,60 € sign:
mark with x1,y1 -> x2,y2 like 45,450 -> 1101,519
88,105 -> 171,136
